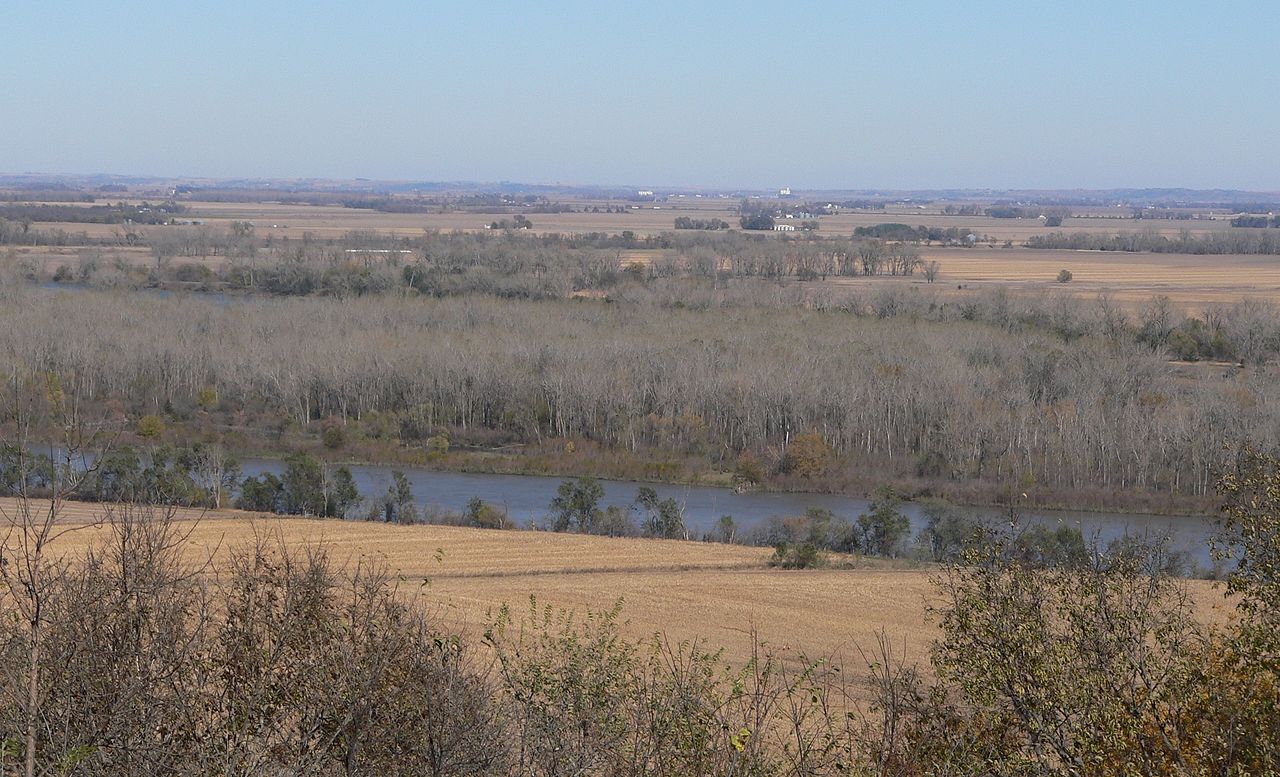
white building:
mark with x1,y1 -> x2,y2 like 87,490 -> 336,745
773,223 -> 796,232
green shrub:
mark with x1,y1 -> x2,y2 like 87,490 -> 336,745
769,541 -> 825,569
321,426 -> 345,450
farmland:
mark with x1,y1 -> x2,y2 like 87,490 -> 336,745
3,498 -> 1234,673
5,185 -> 1279,309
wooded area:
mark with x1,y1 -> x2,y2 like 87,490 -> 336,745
1,283 -> 1275,504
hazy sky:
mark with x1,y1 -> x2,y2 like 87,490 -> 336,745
4,1 -> 1277,190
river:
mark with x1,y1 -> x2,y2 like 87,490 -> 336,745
239,458 -> 1221,570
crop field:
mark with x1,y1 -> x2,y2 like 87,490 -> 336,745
854,247 -> 1280,307
9,190 -> 1275,312
4,498 -> 1232,673
10,196 -> 1239,242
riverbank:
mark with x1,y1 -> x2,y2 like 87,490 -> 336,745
186,425 -> 1220,519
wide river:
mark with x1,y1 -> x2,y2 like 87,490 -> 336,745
239,458 -> 1220,570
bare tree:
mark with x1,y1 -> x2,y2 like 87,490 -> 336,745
0,374 -> 113,777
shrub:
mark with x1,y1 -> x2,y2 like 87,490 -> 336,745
782,433 -> 832,478
1056,269 -> 1073,283
425,434 -> 450,456
173,263 -> 214,283
769,541 -> 826,569
135,414 -> 165,440
321,425 -> 345,449
465,496 -> 514,530
734,454 -> 766,486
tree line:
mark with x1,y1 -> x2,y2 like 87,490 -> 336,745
1027,228 -> 1280,254
2,287 -> 1278,505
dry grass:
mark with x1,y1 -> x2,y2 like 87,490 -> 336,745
1,498 -> 1235,673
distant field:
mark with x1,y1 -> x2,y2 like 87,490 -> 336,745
3,498 -> 1233,673
15,198 -> 1239,242
881,248 -> 1280,308
9,193 -> 1276,310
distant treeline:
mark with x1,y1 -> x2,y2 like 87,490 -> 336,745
0,189 -> 94,202
1231,214 -> 1280,228
984,206 -> 1072,221
1026,229 -> 1280,254
673,216 -> 730,230
0,201 -> 186,225
853,223 -> 983,243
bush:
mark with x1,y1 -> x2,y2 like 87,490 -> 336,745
173,263 -> 214,283
425,434 -> 449,456
769,541 -> 826,569
135,414 -> 165,440
1056,269 -> 1073,283
465,496 -> 514,529
733,453 -> 766,486
781,433 -> 832,478
321,425 -> 346,449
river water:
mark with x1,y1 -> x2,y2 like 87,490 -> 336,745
239,458 -> 1220,570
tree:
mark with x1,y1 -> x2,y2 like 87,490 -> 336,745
855,488 -> 910,557
326,466 -> 359,518
238,472 -> 283,512
739,213 -> 775,231
915,503 -> 980,562
916,533 -> 1204,773
279,453 -> 358,517
923,260 -> 941,283
282,452 -> 326,516
384,470 -> 415,523
0,373 -> 112,777
715,514 -> 737,544
175,442 -> 239,508
549,476 -> 604,533
783,433 -> 832,479
465,496 -> 512,529
635,486 -> 685,539
1217,448 -> 1280,654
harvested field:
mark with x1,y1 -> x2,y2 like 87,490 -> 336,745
913,247 -> 1280,307
811,247 -> 1280,309
2,498 -> 1233,673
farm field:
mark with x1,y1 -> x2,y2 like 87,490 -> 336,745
882,247 -> 1280,307
4,498 -> 1232,672
12,196 -> 1240,242
8,191 -> 1278,310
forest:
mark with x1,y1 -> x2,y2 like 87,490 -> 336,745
1,275 -> 1277,510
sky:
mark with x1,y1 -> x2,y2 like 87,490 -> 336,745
3,1 -> 1278,191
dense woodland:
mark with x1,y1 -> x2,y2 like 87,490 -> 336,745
1,278 -> 1277,505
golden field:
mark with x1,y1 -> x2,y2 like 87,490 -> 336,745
1,498 -> 1234,672
845,247 -> 1280,307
